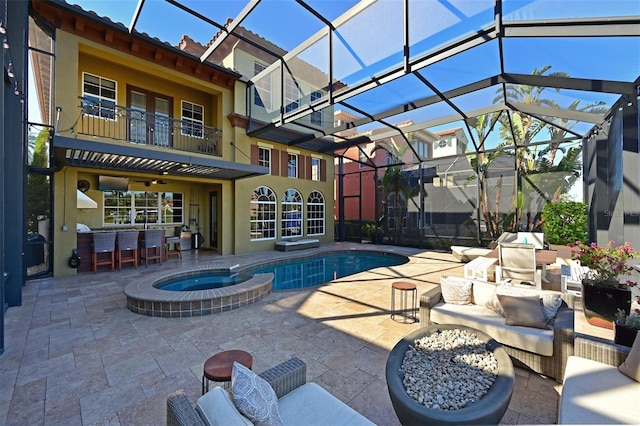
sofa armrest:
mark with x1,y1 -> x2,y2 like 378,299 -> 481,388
258,357 -> 306,399
419,284 -> 442,326
574,334 -> 631,367
167,391 -> 206,426
551,305 -> 575,380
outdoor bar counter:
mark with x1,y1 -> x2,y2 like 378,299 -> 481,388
76,229 -> 170,273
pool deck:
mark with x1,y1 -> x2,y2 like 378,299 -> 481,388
0,242 -> 613,425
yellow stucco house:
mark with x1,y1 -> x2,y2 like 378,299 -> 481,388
30,1 -> 335,276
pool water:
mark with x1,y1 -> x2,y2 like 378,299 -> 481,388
248,251 -> 408,291
155,271 -> 253,291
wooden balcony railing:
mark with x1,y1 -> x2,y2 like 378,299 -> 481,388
75,97 -> 221,156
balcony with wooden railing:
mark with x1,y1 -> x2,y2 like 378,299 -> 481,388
74,97 -> 221,157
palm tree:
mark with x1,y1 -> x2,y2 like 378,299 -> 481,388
493,66 -> 606,228
370,137 -> 415,245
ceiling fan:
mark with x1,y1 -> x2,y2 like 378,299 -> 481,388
135,179 -> 168,187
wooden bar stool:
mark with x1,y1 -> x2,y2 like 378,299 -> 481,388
140,229 -> 164,267
92,232 -> 116,273
116,230 -> 139,270
391,281 -> 417,323
165,236 -> 182,259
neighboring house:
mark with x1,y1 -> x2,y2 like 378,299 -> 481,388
30,1 -> 334,276
333,108 -> 475,232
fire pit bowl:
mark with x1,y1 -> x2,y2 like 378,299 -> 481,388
386,324 -> 515,425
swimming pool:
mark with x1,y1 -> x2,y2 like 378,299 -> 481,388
247,251 -> 408,290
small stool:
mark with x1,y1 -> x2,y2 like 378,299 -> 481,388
165,236 -> 182,259
202,349 -> 253,395
391,281 -> 417,323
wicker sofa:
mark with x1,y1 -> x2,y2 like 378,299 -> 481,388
420,277 -> 575,382
167,357 -> 374,426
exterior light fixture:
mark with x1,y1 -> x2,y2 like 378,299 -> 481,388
3,37 -> 8,49
0,23 -> 5,34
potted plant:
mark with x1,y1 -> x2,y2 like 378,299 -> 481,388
614,303 -> 640,347
571,241 -> 639,329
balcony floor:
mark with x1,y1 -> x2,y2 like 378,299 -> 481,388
0,243 -> 612,425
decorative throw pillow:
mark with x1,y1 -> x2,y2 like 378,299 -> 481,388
231,362 -> 283,426
618,332 -> 640,382
497,294 -> 548,329
485,293 -> 504,316
440,276 -> 472,305
540,293 -> 563,323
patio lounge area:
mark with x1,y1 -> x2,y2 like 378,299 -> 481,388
0,243 -> 613,425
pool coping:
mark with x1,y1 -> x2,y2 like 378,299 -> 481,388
124,262 -> 273,317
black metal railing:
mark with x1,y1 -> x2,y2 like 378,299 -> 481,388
75,97 -> 221,156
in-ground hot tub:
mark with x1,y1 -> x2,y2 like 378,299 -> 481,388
124,263 -> 273,317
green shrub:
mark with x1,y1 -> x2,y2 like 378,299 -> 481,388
541,201 -> 587,245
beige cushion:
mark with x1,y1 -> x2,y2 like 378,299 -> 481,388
440,276 -> 472,305
278,382 -> 375,426
559,356 -> 639,424
196,387 -> 253,426
619,332 -> 640,382
430,303 -> 554,356
471,280 -> 498,306
498,294 -> 548,329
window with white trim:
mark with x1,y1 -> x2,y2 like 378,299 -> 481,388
250,186 -> 277,240
311,157 -> 320,181
310,91 -> 322,125
284,77 -> 300,113
287,153 -> 298,178
103,191 -> 183,226
359,149 -> 369,168
281,189 -> 303,238
259,146 -> 271,174
254,62 -> 272,110
82,72 -> 116,120
181,101 -> 204,138
306,191 -> 325,236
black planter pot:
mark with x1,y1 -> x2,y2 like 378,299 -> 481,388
614,322 -> 639,347
581,281 -> 631,329
385,325 -> 515,425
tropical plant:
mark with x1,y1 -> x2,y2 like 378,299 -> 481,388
615,303 -> 640,330
570,241 -> 640,288
541,201 -> 587,245
27,129 -> 50,234
371,137 -> 416,245
491,66 -> 606,228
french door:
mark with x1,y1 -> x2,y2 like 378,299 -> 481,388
128,86 -> 172,147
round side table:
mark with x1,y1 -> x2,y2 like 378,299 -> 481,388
202,349 -> 253,394
391,281 -> 417,323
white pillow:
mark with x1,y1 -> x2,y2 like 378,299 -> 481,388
440,276 -> 472,305
232,362 -> 283,426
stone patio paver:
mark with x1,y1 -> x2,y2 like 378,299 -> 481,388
0,243 -> 611,425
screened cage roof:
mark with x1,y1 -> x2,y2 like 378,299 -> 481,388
48,0 -> 640,159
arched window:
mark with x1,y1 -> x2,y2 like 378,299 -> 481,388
281,189 -> 303,238
306,191 -> 325,236
250,186 -> 277,240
